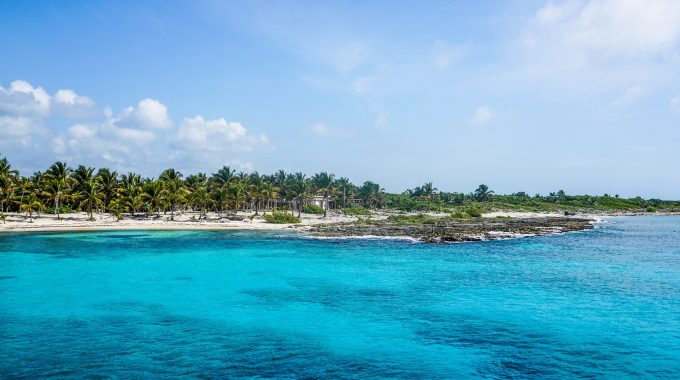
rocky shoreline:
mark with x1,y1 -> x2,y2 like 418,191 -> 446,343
304,216 -> 595,243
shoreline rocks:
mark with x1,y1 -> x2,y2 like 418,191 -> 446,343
305,217 -> 594,243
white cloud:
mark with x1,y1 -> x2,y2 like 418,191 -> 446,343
176,115 -> 268,153
613,85 -> 643,107
51,112 -> 157,166
0,115 -> 46,148
52,89 -> 97,118
523,0 -> 680,61
0,80 -> 50,116
1,79 -> 270,174
470,105 -> 495,125
0,80 -> 98,120
309,122 -> 348,138
118,98 -> 172,129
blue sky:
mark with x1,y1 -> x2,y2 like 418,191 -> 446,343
1,0 -> 679,198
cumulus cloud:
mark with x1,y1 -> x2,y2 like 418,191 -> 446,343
51,111 -> 158,166
176,115 -> 267,152
0,80 -> 99,119
522,0 -> 680,61
0,80 -> 50,116
470,105 -> 495,125
52,89 -> 97,118
309,122 -> 349,138
0,79 -> 270,174
118,98 -> 172,129
613,85 -> 643,107
0,115 -> 46,148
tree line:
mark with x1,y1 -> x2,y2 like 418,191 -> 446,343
0,156 -> 389,221
2,155 -> 674,222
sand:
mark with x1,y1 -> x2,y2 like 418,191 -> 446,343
0,211 -> 377,232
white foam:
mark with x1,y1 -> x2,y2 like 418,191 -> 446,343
302,234 -> 422,243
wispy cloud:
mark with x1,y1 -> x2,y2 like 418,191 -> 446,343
309,122 -> 349,138
470,105 -> 495,126
612,85 -> 643,107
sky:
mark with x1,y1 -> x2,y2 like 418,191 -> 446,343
1,0 -> 680,198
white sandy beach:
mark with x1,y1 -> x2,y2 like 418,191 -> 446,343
0,211 -> 379,232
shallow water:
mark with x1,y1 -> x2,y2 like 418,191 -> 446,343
1,217 -> 679,378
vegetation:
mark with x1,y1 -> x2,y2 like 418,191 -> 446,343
302,205 -> 324,215
0,155 -> 677,223
263,212 -> 301,224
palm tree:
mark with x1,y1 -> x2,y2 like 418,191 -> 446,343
120,172 -> 141,188
211,166 -> 235,187
336,177 -> 353,208
44,179 -> 68,220
185,173 -> 207,190
247,172 -> 263,215
20,189 -> 43,222
162,179 -> 188,220
359,181 -> 385,208
189,186 -> 211,220
45,162 -> 72,217
0,157 -> 18,213
417,182 -> 438,210
0,175 -> 14,214
289,172 -> 309,218
228,183 -> 246,213
474,184 -> 494,202
15,176 -> 32,210
160,168 -> 183,183
259,182 -> 279,214
211,187 -> 229,217
78,180 -> 103,220
142,180 -> 164,216
312,171 -> 335,217
96,168 -> 118,212
71,165 -> 94,193
122,183 -> 143,216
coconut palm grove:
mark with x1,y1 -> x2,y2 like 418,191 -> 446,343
1,156 -> 678,224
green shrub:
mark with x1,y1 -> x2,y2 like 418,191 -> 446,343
264,212 -> 301,224
450,210 -> 470,219
646,207 -> 657,213
465,207 -> 482,217
302,204 -> 324,214
387,214 -> 437,224
342,207 -> 371,216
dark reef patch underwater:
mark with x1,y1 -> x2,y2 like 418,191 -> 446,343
1,217 -> 680,378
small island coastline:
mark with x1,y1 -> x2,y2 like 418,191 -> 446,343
0,210 -> 608,243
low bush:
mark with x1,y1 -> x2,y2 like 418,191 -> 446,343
450,210 -> 471,219
465,207 -> 482,217
302,205 -> 324,214
264,212 -> 301,224
387,213 -> 434,224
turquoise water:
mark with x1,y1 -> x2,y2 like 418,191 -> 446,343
1,217 -> 679,378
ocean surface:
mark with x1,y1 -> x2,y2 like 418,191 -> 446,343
1,216 -> 679,378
